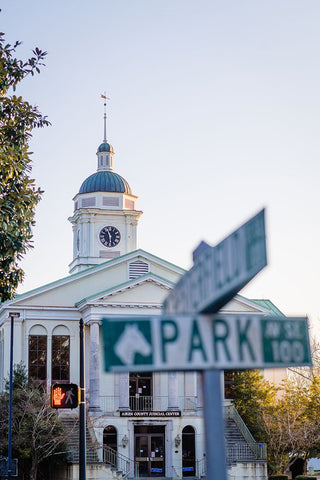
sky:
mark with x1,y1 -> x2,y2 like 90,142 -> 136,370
2,1 -> 320,334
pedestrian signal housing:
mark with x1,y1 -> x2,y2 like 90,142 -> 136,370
51,383 -> 79,409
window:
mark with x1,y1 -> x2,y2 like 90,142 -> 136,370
129,372 -> 153,411
28,335 -> 47,384
52,335 -> 70,382
224,370 -> 240,399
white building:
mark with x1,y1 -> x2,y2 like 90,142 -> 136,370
0,123 -> 284,479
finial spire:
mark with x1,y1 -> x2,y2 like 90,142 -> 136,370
101,92 -> 110,142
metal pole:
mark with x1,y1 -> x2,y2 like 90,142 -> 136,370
79,318 -> 86,480
7,314 -> 14,480
202,370 -> 227,480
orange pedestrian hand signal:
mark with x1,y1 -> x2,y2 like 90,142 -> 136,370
53,386 -> 65,406
51,384 -> 79,409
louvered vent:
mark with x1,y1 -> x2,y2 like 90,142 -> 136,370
129,260 -> 149,279
82,197 -> 96,207
103,197 -> 119,206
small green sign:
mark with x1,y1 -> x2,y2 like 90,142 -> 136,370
262,317 -> 311,365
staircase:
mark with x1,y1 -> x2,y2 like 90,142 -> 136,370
225,417 -> 257,464
224,405 -> 267,465
60,416 -> 99,463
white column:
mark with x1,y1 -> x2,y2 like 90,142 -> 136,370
168,372 -> 179,410
89,321 -> 101,411
196,372 -> 203,410
119,373 -> 130,410
47,333 -> 52,390
184,371 -> 197,410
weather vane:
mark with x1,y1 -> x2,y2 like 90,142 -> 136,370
101,92 -> 110,142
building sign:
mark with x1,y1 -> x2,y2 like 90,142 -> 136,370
102,314 -> 311,372
163,209 -> 267,314
120,410 -> 181,417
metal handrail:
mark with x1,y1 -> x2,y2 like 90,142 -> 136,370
224,404 -> 267,460
103,445 -> 139,478
196,457 -> 207,478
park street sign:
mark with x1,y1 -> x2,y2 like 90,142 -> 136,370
163,209 -> 267,314
102,314 -> 312,372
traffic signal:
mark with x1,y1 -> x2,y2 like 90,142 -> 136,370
51,383 -> 79,409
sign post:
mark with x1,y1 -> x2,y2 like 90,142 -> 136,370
101,209 -> 311,479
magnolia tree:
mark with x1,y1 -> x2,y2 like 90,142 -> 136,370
0,30 -> 49,302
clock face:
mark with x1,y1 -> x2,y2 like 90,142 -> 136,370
99,226 -> 121,248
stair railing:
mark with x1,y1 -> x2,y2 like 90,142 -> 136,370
103,445 -> 139,478
224,404 -> 267,460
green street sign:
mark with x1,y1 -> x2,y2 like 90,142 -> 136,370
102,314 -> 311,372
163,209 -> 267,314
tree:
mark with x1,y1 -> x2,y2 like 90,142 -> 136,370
262,378 -> 320,474
0,363 -> 67,480
230,369 -> 320,475
228,369 -> 276,441
0,31 -> 49,302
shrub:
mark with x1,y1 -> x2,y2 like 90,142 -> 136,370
295,476 -> 317,480
268,476 -> 289,480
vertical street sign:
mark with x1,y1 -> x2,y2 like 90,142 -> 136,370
163,209 -> 267,314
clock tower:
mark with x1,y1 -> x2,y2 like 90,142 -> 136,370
68,109 -> 142,274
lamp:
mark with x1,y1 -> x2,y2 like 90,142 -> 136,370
122,434 -> 129,448
175,434 -> 181,448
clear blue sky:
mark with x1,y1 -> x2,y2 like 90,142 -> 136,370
2,1 -> 320,333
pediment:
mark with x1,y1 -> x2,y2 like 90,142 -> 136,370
222,295 -> 270,314
3,249 -> 183,309
77,273 -> 172,308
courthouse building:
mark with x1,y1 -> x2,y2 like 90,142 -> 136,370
0,121 -> 285,479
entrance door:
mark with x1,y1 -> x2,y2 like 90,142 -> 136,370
182,426 -> 195,477
135,427 -> 165,477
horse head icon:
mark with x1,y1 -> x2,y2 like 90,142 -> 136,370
114,324 -> 152,365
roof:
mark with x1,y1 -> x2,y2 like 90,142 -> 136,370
79,171 -> 132,194
249,299 -> 285,316
97,141 -> 114,153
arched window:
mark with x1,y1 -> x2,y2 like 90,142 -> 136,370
28,325 -> 47,385
52,325 -> 70,383
103,426 -> 117,465
182,426 -> 195,477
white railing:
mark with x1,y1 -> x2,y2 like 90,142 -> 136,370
100,395 -> 119,413
99,395 -> 198,413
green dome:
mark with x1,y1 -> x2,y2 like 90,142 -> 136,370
97,142 -> 113,153
79,171 -> 131,194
